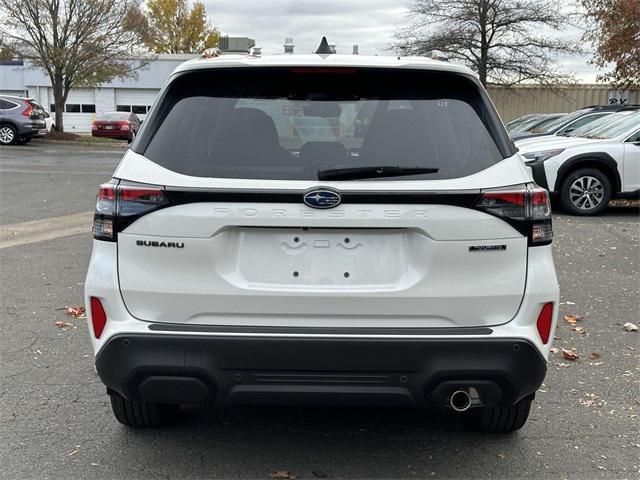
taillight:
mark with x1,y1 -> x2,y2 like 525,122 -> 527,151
21,103 -> 33,117
93,184 -> 116,240
92,182 -> 170,241
90,297 -> 107,339
536,302 -> 554,344
120,121 -> 130,131
475,185 -> 552,246
91,121 -> 97,131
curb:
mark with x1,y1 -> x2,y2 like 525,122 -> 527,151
31,138 -> 128,149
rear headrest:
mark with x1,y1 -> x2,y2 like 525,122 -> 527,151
300,141 -> 348,165
217,107 -> 280,149
359,108 -> 427,165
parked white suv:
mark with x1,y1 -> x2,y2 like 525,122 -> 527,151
517,109 -> 640,215
85,49 -> 559,432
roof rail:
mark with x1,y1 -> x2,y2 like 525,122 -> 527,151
581,104 -> 640,109
200,48 -> 221,59
429,50 -> 448,62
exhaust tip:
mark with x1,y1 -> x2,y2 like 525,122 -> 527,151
450,390 -> 472,412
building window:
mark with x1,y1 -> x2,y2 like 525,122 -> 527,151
50,104 -> 56,113
132,105 -> 147,114
65,104 -> 81,113
116,105 -> 131,112
81,104 -> 96,113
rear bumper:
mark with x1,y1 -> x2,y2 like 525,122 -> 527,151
15,124 -> 41,138
92,130 -> 129,139
96,333 -> 546,409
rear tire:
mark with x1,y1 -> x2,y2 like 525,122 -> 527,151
0,125 -> 17,145
109,392 -> 176,428
468,398 -> 532,433
559,167 -> 611,216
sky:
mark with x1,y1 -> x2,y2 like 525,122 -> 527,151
204,0 -> 599,83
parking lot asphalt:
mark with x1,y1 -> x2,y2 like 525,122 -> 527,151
1,142 -> 638,480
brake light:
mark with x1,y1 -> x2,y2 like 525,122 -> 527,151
536,303 -> 554,344
120,121 -> 130,131
92,182 -> 170,241
475,185 -> 552,245
291,67 -> 357,74
90,297 -> 107,339
21,103 -> 33,117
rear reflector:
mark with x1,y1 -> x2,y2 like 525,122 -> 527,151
536,303 -> 554,344
90,297 -> 107,339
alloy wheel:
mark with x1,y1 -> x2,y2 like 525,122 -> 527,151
0,126 -> 15,144
569,175 -> 604,210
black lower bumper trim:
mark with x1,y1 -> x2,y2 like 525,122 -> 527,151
529,161 -> 549,190
95,334 -> 546,408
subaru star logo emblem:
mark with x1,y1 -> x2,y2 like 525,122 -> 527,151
303,189 -> 341,209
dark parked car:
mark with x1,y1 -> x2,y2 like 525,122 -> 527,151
91,111 -> 141,142
0,95 -> 47,145
510,104 -> 640,141
506,113 -> 566,134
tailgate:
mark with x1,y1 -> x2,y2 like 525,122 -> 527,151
117,201 -> 527,328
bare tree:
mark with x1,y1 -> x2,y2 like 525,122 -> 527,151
1,0 -> 149,132
395,0 -> 581,86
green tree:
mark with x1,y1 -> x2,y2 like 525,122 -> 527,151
0,0 -> 149,132
143,0 -> 219,54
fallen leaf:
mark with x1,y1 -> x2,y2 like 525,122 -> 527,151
550,347 -> 559,354
572,326 -> 586,334
564,315 -> 583,325
270,472 -> 296,480
67,448 -> 80,457
623,322 -> 638,332
496,453 -> 505,459
588,352 -> 601,360
562,348 -> 579,361
54,320 -> 73,329
580,393 -> 602,407
65,305 -> 86,318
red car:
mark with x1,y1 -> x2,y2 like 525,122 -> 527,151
92,112 -> 141,141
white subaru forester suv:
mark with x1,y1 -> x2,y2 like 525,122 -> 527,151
85,46 -> 559,432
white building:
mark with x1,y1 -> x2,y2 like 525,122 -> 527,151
0,54 -> 197,132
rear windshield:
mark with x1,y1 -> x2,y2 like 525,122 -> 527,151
136,67 -> 510,180
99,112 -> 129,121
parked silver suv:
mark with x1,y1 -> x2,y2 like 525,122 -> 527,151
0,95 -> 47,145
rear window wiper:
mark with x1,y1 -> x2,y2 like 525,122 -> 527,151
317,165 -> 439,181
